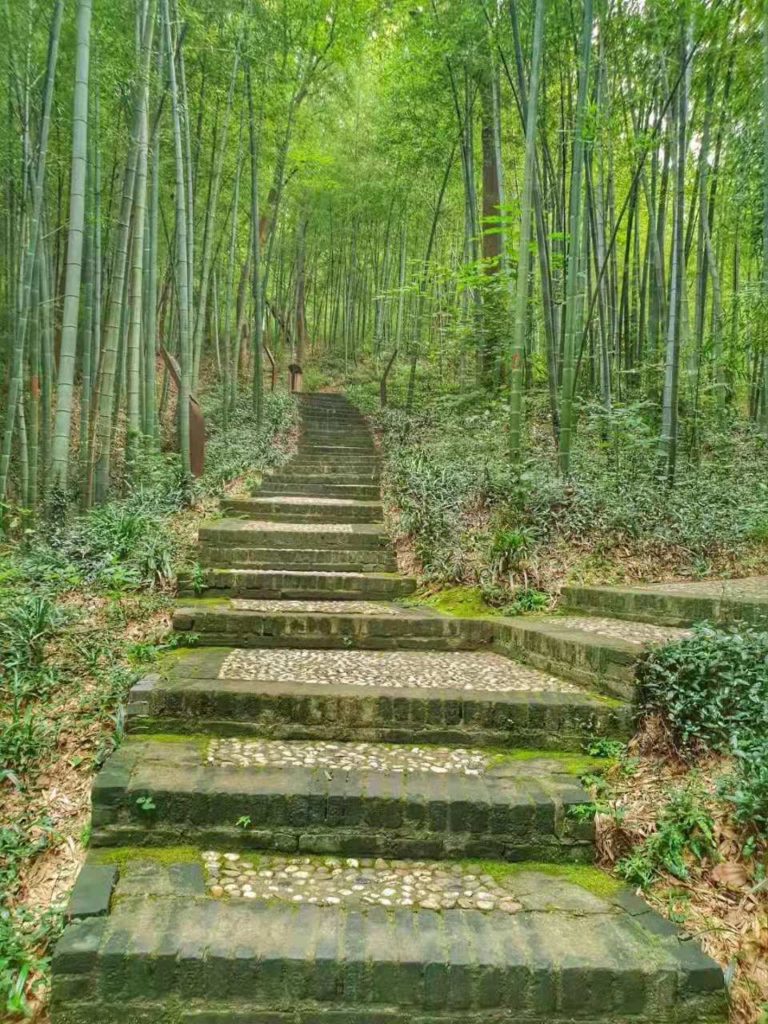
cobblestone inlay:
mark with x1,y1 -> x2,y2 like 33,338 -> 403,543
207,738 -> 489,775
218,648 -> 581,693
241,520 -> 360,533
202,853 -> 525,912
550,615 -> 688,646
230,599 -> 401,615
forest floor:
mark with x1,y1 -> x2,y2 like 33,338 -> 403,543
0,394 -> 298,1021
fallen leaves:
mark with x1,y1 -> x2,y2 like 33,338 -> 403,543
596,737 -> 768,1024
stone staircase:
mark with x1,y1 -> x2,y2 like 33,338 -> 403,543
52,393 -> 731,1024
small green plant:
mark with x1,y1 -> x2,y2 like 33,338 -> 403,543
236,816 -> 252,829
617,780 -> 716,887
135,795 -> 156,813
585,738 -> 626,759
568,803 -> 598,823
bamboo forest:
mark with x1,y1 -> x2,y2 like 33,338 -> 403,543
1,1 -> 768,1023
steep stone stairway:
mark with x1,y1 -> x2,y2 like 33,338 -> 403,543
52,393 -> 728,1023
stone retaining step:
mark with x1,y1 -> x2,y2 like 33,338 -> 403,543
199,546 -> 397,572
126,648 -> 630,749
199,521 -> 389,552
222,496 -> 384,524
91,738 -> 595,860
173,602 -> 490,651
302,426 -> 372,437
269,469 -> 382,484
562,576 -> 768,627
285,458 -> 382,472
298,443 -> 377,456
195,569 -> 416,601
301,416 -> 368,428
52,854 -> 725,1023
258,481 -> 381,500
494,615 -> 688,700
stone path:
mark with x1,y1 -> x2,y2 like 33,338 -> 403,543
52,392 -> 732,1023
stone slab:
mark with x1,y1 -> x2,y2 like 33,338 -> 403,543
562,577 -> 768,626
494,615 -> 688,700
90,738 -> 594,860
125,649 -> 630,750
50,861 -> 726,1023
196,568 -> 416,601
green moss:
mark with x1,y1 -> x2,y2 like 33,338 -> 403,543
175,596 -> 230,608
460,859 -> 623,898
488,748 -> 613,776
91,846 -> 203,868
124,733 -> 210,755
152,645 -> 222,678
405,586 -> 500,620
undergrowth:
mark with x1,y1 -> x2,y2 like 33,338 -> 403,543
346,378 -> 768,594
0,391 -> 296,1019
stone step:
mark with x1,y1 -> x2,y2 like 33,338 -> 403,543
53,853 -> 725,1023
198,546 -> 398,572
298,443 -> 377,456
299,434 -> 374,446
268,469 -> 382,484
561,576 -> 768,627
199,521 -> 389,552
92,738 -> 595,861
127,647 -> 630,750
194,568 -> 416,601
494,614 -> 689,700
222,496 -> 384,524
173,601 -> 490,651
301,415 -> 369,425
258,481 -> 381,500
286,457 -> 382,471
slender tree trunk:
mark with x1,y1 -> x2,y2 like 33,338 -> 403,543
509,0 -> 545,462
557,0 -> 593,475
0,0 -> 63,504
50,0 -> 92,493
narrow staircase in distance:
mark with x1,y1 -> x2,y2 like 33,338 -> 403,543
51,392 -> 727,1024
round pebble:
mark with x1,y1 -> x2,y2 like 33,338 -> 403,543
202,852 -> 526,915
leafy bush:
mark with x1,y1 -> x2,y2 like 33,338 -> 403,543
637,625 -> 768,752
637,625 -> 768,838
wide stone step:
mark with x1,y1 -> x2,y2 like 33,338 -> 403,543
194,568 -> 416,600
301,413 -> 368,425
174,601 -> 490,651
127,647 -> 630,750
92,738 -> 595,861
199,520 -> 389,552
298,443 -> 377,456
494,614 -> 689,699
269,469 -> 381,484
52,853 -> 726,1023
301,431 -> 374,444
199,546 -> 398,572
258,481 -> 381,500
561,576 -> 768,627
222,496 -> 384,524
286,458 -> 382,472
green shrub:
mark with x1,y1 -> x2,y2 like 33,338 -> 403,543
636,624 -> 768,752
637,624 -> 768,838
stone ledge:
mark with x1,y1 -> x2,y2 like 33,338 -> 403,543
50,879 -> 726,1021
